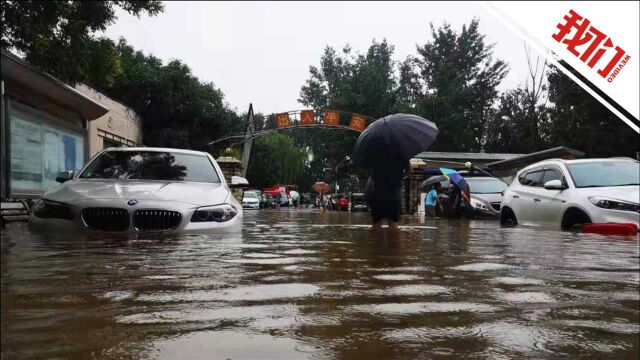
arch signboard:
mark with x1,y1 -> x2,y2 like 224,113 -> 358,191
273,109 -> 373,132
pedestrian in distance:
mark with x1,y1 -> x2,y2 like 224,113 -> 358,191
425,183 -> 442,218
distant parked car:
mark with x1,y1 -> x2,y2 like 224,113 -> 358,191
461,177 -> 508,219
500,158 -> 639,230
336,194 -> 349,211
242,191 -> 260,210
350,193 -> 368,212
30,147 -> 248,233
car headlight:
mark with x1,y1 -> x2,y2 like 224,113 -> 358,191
469,197 -> 489,210
32,199 -> 73,220
589,196 -> 640,212
190,204 -> 238,222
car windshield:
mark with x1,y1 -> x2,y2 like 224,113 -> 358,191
244,192 -> 258,199
79,151 -> 220,183
467,178 -> 508,194
567,160 -> 640,188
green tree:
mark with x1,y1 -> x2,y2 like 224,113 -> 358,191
1,0 -> 163,86
410,19 -> 508,151
484,88 -> 550,153
485,48 -> 550,153
546,64 -> 639,157
297,40 -> 398,191
101,39 -> 243,154
246,133 -> 307,189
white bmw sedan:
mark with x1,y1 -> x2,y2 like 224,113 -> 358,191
30,147 -> 247,233
500,158 -> 639,230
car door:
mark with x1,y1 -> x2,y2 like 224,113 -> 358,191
532,166 -> 569,225
512,167 -> 544,223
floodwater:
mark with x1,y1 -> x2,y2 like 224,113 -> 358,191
1,210 -> 639,359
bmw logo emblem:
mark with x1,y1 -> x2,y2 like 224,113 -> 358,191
127,199 -> 138,206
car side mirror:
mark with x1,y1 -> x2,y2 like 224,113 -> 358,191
230,176 -> 249,188
544,179 -> 566,190
55,170 -> 74,183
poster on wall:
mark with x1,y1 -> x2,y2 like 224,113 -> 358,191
10,113 -> 86,195
43,129 -> 60,191
10,115 -> 43,192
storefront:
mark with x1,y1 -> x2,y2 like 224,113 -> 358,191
1,49 -> 108,199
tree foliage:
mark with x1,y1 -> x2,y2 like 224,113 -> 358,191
545,64 -> 638,157
99,39 -> 244,154
409,19 -> 509,151
297,40 -> 399,192
1,0 -> 163,86
246,132 -> 307,189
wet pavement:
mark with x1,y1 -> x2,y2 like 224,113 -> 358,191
1,209 -> 639,359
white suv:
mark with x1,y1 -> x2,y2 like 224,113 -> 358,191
500,158 -> 639,230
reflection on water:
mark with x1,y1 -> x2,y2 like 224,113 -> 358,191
1,210 -> 639,359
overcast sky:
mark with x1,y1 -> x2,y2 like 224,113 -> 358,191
102,1 -> 534,114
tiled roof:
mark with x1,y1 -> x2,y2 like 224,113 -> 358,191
414,151 -> 523,161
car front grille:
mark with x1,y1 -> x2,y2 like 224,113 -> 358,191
490,202 -> 501,212
81,208 -> 129,231
133,210 -> 182,232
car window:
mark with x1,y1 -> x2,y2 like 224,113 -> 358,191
466,178 -> 508,194
521,170 -> 543,187
79,151 -> 220,183
541,167 -> 564,186
567,160 -> 640,188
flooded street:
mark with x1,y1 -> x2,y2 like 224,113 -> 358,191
1,210 -> 639,359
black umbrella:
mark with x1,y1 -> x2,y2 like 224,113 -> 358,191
353,114 -> 438,169
420,175 -> 447,189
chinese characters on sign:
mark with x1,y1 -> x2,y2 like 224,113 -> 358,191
300,110 -> 315,125
276,113 -> 291,128
349,114 -> 367,131
323,110 -> 340,126
552,9 -> 631,83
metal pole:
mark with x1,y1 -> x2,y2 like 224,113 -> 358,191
240,104 -> 255,177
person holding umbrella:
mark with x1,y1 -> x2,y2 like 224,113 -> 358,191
354,114 -> 438,230
425,183 -> 442,218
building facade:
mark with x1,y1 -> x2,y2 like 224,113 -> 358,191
74,84 -> 142,157
1,50 -> 108,199
1,50 -> 142,200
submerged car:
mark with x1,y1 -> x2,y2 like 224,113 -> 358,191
242,191 -> 260,210
461,177 -> 508,219
500,158 -> 639,230
30,147 -> 248,233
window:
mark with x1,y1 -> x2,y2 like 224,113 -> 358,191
541,167 -> 564,186
103,138 -> 124,149
567,160 -> 639,188
466,178 -> 508,194
244,192 -> 258,199
79,151 -> 220,183
521,170 -> 544,187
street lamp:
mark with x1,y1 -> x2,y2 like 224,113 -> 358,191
322,166 -> 338,194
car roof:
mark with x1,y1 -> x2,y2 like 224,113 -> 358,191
103,147 -> 209,157
518,157 -> 638,174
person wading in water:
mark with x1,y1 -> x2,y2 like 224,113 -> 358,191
364,161 -> 411,230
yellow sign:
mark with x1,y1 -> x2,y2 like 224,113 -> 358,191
301,110 -> 315,125
276,113 -> 291,128
323,110 -> 340,126
349,114 -> 366,131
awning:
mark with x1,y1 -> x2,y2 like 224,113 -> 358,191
1,49 -> 108,120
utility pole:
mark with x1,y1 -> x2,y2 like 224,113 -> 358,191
241,104 -> 255,177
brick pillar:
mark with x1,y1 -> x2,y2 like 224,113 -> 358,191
216,156 -> 244,201
402,159 -> 429,215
